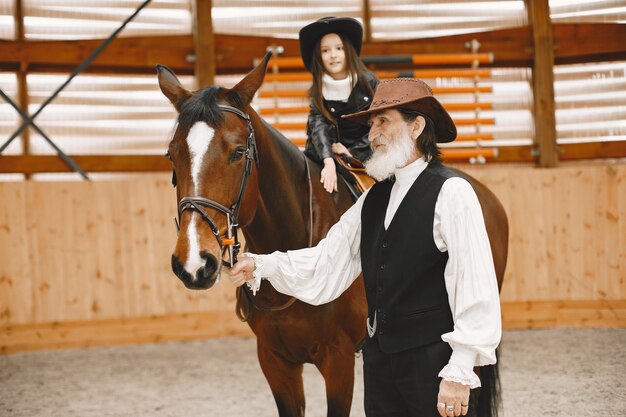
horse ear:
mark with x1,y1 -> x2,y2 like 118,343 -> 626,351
229,51 -> 272,107
156,64 -> 191,112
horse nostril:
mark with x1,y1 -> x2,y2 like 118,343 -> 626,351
171,254 -> 194,285
200,251 -> 218,275
171,254 -> 184,277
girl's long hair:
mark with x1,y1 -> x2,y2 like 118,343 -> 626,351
308,33 -> 374,123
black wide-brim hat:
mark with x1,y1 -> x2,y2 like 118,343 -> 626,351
299,17 -> 363,72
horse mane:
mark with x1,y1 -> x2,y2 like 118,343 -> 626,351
260,119 -> 302,154
177,86 -> 246,132
176,84 -> 304,168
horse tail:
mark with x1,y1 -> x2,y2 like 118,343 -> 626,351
477,349 -> 501,417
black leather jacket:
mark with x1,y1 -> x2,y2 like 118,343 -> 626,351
304,71 -> 379,164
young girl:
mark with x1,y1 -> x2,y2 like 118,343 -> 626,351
299,17 -> 379,193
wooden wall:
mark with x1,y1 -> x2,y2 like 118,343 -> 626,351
461,162 -> 625,329
1,161 -> 625,353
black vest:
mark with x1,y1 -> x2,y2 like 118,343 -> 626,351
361,163 -> 457,353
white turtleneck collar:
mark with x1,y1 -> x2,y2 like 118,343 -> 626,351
384,156 -> 428,229
322,73 -> 355,102
393,156 -> 428,185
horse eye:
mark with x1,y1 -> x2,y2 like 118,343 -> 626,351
171,170 -> 177,188
231,146 -> 245,162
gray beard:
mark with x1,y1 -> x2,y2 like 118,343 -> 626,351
364,129 -> 416,181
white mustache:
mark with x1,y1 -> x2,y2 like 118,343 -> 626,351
371,134 -> 390,148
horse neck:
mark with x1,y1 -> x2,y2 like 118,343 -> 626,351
243,114 -> 310,253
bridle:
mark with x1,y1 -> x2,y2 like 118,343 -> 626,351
170,103 -> 311,321
173,104 -> 258,269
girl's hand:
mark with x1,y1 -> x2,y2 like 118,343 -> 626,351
331,143 -> 352,157
321,158 -> 338,193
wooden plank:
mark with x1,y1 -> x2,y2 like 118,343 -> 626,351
0,143 -> 624,175
564,167 -> 584,299
542,167 -> 561,297
0,311 -> 253,354
523,168 -> 551,298
1,24 -> 625,74
581,169 -> 598,299
192,0 -> 215,88
527,0 -> 558,167
552,23 -> 626,65
0,183 -> 32,325
0,177 -> 248,324
14,0 -> 24,41
362,0 -> 372,43
0,155 -> 171,173
0,165 -> 624,354
618,165 -> 626,300
559,141 -> 626,160
0,143 -> 624,174
501,300 -> 626,329
15,0 -> 30,177
2,300 -> 624,354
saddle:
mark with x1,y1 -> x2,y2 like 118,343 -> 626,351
335,155 -> 376,200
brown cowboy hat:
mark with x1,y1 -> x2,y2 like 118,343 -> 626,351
299,17 -> 363,72
342,78 -> 457,143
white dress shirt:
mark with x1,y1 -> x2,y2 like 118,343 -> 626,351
247,157 -> 501,388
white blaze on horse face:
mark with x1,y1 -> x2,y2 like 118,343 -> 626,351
184,122 -> 215,277
187,122 -> 214,194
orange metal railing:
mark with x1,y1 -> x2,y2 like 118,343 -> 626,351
266,53 -> 494,69
259,46 -> 497,162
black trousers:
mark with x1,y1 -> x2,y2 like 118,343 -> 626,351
362,337 -> 478,417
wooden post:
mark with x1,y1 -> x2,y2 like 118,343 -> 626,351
526,0 -> 559,167
362,0 -> 372,43
192,0 -> 215,89
15,0 -> 31,179
15,0 -> 28,153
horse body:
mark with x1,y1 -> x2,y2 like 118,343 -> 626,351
450,167 -> 508,291
239,114 -> 367,416
158,53 -> 506,417
159,54 -> 366,416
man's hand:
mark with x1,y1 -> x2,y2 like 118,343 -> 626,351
223,255 -> 256,287
436,380 -> 470,417
320,158 -> 338,193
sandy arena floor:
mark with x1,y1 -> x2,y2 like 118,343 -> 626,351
1,328 -> 625,416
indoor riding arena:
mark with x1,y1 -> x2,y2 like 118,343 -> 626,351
1,1 -> 625,416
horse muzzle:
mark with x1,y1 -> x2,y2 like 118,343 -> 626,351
171,252 -> 219,290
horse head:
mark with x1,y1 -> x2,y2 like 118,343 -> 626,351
157,52 -> 271,290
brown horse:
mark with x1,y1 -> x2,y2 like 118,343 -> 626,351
157,53 -> 507,417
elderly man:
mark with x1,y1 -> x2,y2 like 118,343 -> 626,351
224,78 -> 501,417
